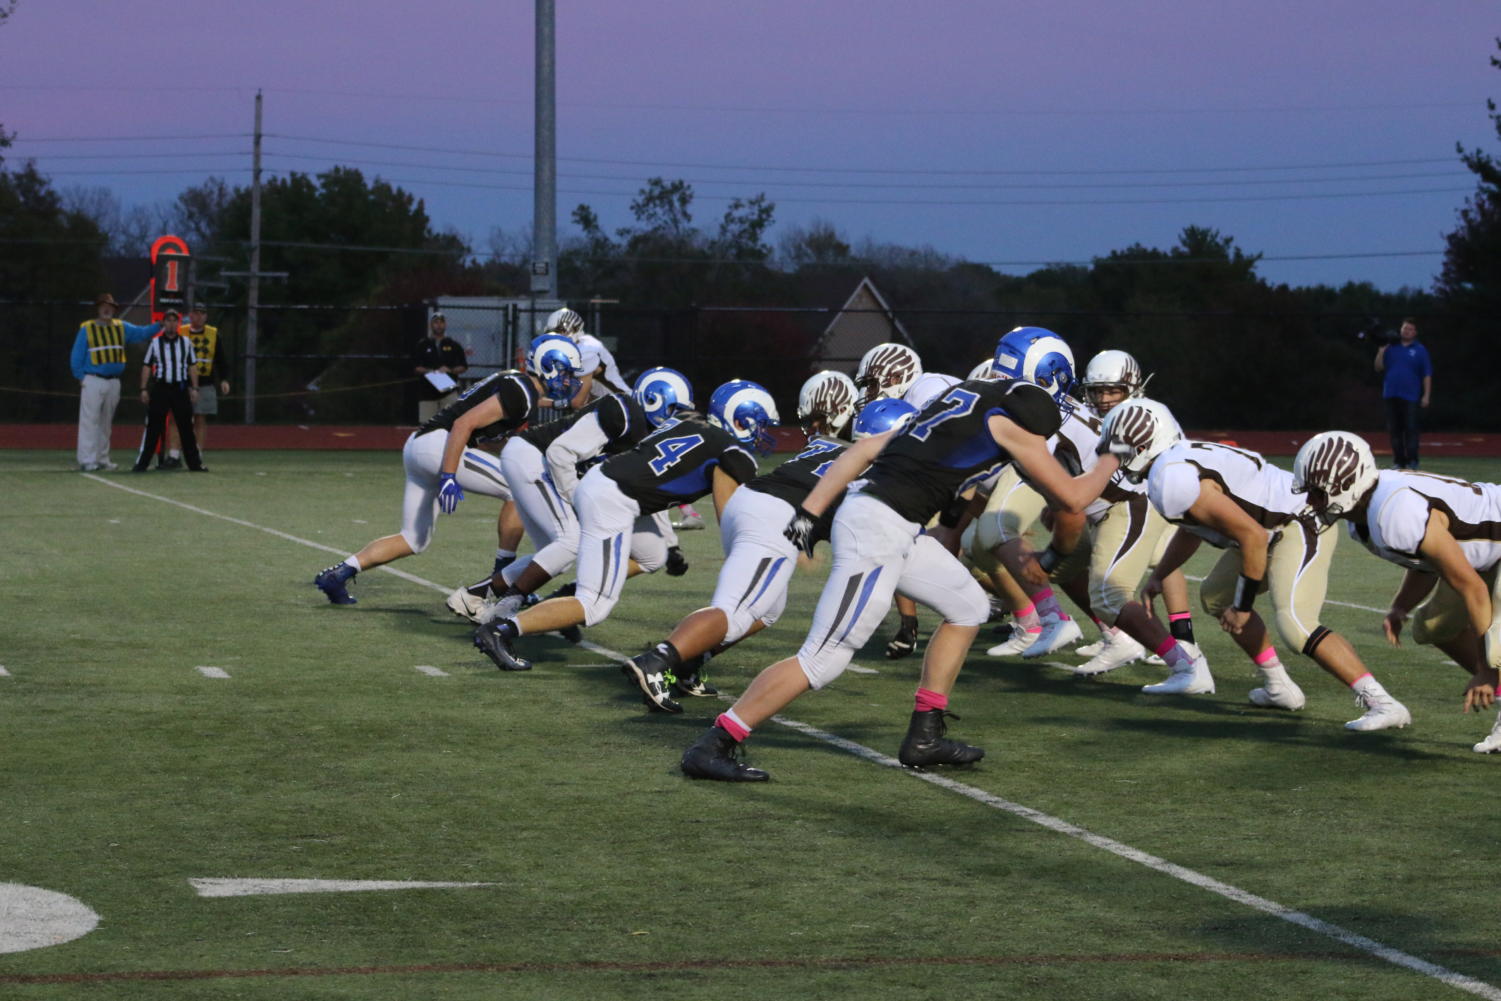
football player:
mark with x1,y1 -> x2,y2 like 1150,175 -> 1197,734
1101,400 -> 1411,731
313,336 -> 583,606
1292,431 -> 1501,751
796,370 -> 859,440
473,379 -> 775,679
854,342 -> 923,404
679,364 -> 1122,782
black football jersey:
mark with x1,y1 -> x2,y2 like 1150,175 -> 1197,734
601,414 -> 759,514
519,393 -> 650,458
416,371 -> 538,447
860,379 -> 1062,524
748,435 -> 849,540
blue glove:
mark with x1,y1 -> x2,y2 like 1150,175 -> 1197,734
437,473 -> 465,514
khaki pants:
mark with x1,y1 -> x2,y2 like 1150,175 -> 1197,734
77,373 -> 121,467
1200,520 -> 1334,654
1087,495 -> 1171,623
1411,565 -> 1501,668
417,391 -> 459,424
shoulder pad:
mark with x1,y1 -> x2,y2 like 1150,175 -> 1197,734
999,382 -> 1062,438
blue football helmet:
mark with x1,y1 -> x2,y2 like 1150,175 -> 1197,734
633,367 -> 695,427
708,379 -> 780,455
526,334 -> 584,403
851,397 -> 919,440
993,326 -> 1076,405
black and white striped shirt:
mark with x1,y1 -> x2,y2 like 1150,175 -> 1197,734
144,333 -> 199,386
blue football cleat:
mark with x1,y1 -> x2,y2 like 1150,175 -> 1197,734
314,563 -> 358,605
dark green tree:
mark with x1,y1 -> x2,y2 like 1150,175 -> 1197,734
1439,36 -> 1501,311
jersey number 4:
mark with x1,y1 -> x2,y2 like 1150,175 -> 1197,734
648,434 -> 705,474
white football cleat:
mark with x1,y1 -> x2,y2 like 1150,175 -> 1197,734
1141,645 -> 1214,695
1344,691 -> 1412,732
1022,613 -> 1083,659
1074,637 -> 1109,659
1247,667 -> 1305,711
674,507 -> 706,531
986,627 -> 1041,657
476,592 -> 525,625
1071,630 -> 1145,676
1473,713 -> 1501,753
446,587 -> 489,623
1143,653 -> 1167,666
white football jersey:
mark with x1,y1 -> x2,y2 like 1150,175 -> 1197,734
903,372 -> 961,411
1147,440 -> 1301,548
575,333 -> 628,399
1347,469 -> 1501,573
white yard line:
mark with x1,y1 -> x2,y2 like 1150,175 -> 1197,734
0,665 -> 10,678
414,665 -> 450,677
189,878 -> 496,898
195,666 -> 230,680
89,477 -> 1501,999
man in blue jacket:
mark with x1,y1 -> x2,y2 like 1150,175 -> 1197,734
1374,318 -> 1433,470
70,293 -> 159,471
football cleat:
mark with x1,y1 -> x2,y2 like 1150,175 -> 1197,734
314,563 -> 358,605
1071,630 -> 1146,677
885,619 -> 920,660
1473,712 -> 1501,753
670,654 -> 718,697
622,650 -> 683,713
681,726 -> 769,782
986,627 -> 1041,657
476,592 -> 525,625
1074,636 -> 1109,659
1021,613 -> 1083,659
473,623 -> 531,671
556,623 -> 584,644
674,507 -> 706,531
446,586 -> 489,623
1344,691 -> 1411,732
898,709 -> 984,768
1247,667 -> 1306,711
1141,645 -> 1214,695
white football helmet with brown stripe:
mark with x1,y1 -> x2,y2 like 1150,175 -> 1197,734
1099,397 -> 1182,482
796,370 -> 859,436
855,342 -> 922,403
1080,349 -> 1150,415
1292,431 -> 1378,529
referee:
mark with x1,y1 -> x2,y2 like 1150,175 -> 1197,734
133,308 -> 208,473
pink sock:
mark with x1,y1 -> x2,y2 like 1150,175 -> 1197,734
1033,588 -> 1064,618
717,710 -> 751,742
914,687 -> 949,713
1253,647 -> 1281,667
1015,602 -> 1041,631
1169,612 -> 1191,623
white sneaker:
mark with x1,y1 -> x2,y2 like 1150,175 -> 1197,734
1473,713 -> 1501,753
1247,667 -> 1305,711
1071,631 -> 1145,676
100,459 -> 119,471
1074,637 -> 1108,658
476,593 -> 525,625
1022,613 -> 1084,659
986,627 -> 1040,657
446,587 -> 490,623
674,508 -> 706,531
1141,645 -> 1214,695
1344,691 -> 1412,731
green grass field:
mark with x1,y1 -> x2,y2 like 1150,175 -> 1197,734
4,448 -> 1501,1001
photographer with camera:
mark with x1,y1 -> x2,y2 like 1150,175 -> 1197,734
1374,318 -> 1432,470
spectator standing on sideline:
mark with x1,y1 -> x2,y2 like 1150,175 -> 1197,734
162,302 -> 231,468
414,311 -> 468,423
1375,318 -> 1432,470
70,292 -> 159,471
132,308 -> 207,473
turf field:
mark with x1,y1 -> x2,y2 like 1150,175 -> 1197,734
4,448 -> 1500,1001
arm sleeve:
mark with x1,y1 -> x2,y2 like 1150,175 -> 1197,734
69,328 -> 89,380
122,321 -> 160,344
545,414 -> 610,500
718,445 -> 759,484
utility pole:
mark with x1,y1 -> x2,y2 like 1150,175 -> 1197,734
246,89 -> 264,423
530,0 -> 557,309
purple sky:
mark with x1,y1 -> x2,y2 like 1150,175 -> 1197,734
3,1 -> 1497,292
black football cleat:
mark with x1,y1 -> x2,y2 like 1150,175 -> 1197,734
314,563 -> 357,605
670,653 -> 718,697
898,709 -> 984,769
680,726 -> 769,782
557,623 -> 584,644
473,623 -> 532,671
622,649 -> 683,713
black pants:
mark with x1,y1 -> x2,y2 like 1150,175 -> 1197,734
136,382 -> 203,470
1384,396 -> 1422,469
